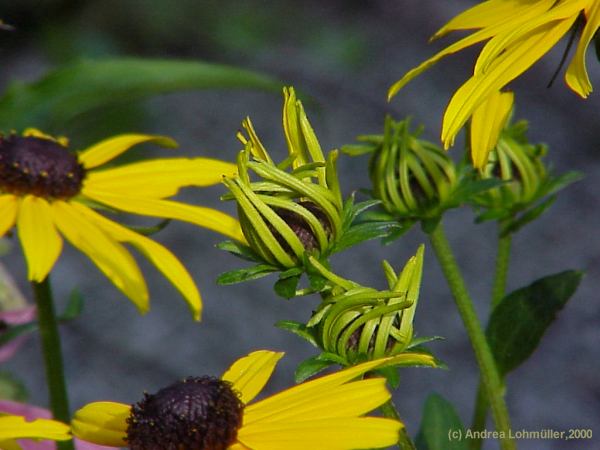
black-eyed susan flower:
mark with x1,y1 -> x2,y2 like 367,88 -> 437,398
389,0 -> 600,149
0,129 -> 244,320
222,87 -> 344,271
0,413 -> 71,449
71,350 -> 404,450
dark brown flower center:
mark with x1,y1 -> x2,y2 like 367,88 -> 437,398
126,376 -> 244,450
274,201 -> 332,252
0,135 -> 85,199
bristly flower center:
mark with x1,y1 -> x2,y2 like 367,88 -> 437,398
0,135 -> 85,199
126,376 -> 244,450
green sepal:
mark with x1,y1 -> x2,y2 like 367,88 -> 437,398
275,320 -> 319,348
0,322 -> 37,348
294,354 -> 337,383
406,335 -> 445,349
0,371 -> 28,402
499,195 -> 556,237
124,219 -> 171,237
216,264 -> 278,285
273,269 -> 303,299
415,393 -> 468,450
332,221 -> 403,253
59,289 -> 85,322
216,240 -> 262,263
372,365 -> 401,389
486,270 -> 583,375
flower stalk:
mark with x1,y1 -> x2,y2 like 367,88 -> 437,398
428,223 -> 515,450
32,276 -> 74,450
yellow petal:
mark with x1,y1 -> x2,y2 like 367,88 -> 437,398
0,415 -> 70,441
282,87 -> 304,164
17,196 -> 63,281
22,128 -> 69,146
566,0 -> 600,97
81,189 -> 245,242
251,378 -> 391,423
0,195 -> 18,237
85,158 -> 237,199
470,90 -> 514,169
221,351 -> 284,404
388,0 -> 557,100
78,134 -> 178,169
244,357 -> 394,426
441,16 -> 577,148
432,0 -> 536,38
240,117 -> 273,164
51,201 -> 149,313
237,417 -> 401,450
71,402 -> 130,447
0,439 -> 21,450
71,203 -> 202,321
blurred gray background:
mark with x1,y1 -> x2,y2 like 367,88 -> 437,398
1,1 -> 599,449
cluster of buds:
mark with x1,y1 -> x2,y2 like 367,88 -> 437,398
222,87 -> 344,270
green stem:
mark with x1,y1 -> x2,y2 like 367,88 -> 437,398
470,225 -> 513,449
380,400 -> 416,450
428,223 -> 515,450
33,277 -> 75,450
491,229 -> 512,308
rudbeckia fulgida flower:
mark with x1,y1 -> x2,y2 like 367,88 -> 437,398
71,350 -> 405,450
0,413 -> 70,449
389,0 -> 600,149
0,129 -> 243,320
222,87 -> 343,271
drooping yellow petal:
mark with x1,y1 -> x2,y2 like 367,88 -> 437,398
0,439 -> 21,450
475,0 -> 583,75
470,90 -> 514,169
442,16 -> 577,148
71,202 -> 202,321
78,134 -> 178,169
566,0 -> 600,97
0,415 -> 70,441
71,402 -> 130,447
387,0 -> 556,100
432,0 -> 538,38
16,196 -> 63,281
84,158 -> 237,199
51,201 -> 149,313
222,351 -> 284,404
0,195 -> 18,237
237,417 -> 401,450
81,189 -> 245,242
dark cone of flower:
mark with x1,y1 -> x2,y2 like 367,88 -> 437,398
0,135 -> 85,199
126,376 -> 244,450
274,201 -> 331,251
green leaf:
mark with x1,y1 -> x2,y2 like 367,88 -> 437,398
59,289 -> 85,321
275,320 -> 319,347
500,196 -> 556,237
333,221 -> 402,253
487,270 -> 583,375
274,274 -> 301,299
294,355 -> 336,383
216,240 -> 261,263
415,393 -> 468,450
0,57 -> 281,131
216,264 -> 277,285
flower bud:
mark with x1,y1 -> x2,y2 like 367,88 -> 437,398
307,245 -> 425,364
223,87 -> 343,269
366,117 -> 458,221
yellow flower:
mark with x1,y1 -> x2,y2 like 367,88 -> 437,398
389,0 -> 600,149
0,414 -> 71,450
71,350 -> 403,450
0,129 -> 244,320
